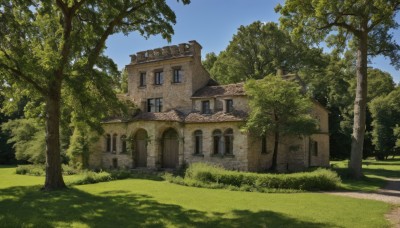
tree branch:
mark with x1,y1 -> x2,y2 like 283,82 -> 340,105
86,2 -> 147,69
0,61 -> 47,95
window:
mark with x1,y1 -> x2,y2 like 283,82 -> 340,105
194,130 -> 203,155
309,139 -> 318,156
226,99 -> 233,113
202,100 -> 211,114
121,135 -> 127,153
139,72 -> 146,87
112,134 -> 117,153
106,134 -> 111,152
147,98 -> 163,112
212,130 -> 222,154
154,71 -> 164,85
224,129 -> 233,155
173,68 -> 182,83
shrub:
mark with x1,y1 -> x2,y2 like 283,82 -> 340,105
62,164 -> 80,175
70,171 -> 112,185
15,165 -> 45,176
181,162 -> 341,191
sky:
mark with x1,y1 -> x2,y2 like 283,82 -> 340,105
104,0 -> 400,83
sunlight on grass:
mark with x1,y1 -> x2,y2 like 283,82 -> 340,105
331,157 -> 400,192
0,165 -> 392,227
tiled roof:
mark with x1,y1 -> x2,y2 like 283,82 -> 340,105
132,109 -> 185,122
185,110 -> 247,123
192,82 -> 245,98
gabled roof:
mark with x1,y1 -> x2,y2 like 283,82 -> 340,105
192,82 -> 245,98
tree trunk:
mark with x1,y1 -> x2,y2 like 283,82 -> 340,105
271,131 -> 279,171
43,82 -> 66,190
349,31 -> 368,179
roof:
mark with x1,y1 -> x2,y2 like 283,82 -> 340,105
185,111 -> 247,123
132,109 -> 185,122
192,82 -> 245,98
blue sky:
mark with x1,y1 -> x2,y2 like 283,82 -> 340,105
104,0 -> 400,83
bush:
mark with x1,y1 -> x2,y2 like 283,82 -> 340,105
180,162 -> 341,191
16,165 -> 45,176
16,164 -> 80,176
69,171 -> 112,185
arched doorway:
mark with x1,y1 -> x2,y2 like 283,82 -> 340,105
134,129 -> 148,168
162,128 -> 179,169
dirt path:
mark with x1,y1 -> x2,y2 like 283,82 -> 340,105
327,178 -> 400,227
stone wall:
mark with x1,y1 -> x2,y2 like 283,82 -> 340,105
126,41 -> 209,114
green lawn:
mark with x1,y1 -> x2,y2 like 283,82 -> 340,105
332,157 -> 400,192
0,166 -> 393,227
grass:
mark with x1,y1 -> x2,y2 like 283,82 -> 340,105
0,165 -> 393,227
332,157 -> 400,192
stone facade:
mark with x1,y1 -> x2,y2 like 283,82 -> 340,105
89,40 -> 330,172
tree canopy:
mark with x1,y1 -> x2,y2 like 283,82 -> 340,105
208,21 -> 325,84
0,0 -> 190,190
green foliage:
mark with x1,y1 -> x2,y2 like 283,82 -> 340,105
394,125 -> 400,148
15,165 -> 45,176
244,76 -> 317,137
69,171 -> 113,185
0,0 -> 191,189
177,163 -> 341,191
209,21 -> 324,84
1,119 -> 46,164
202,52 -> 218,73
369,87 -> 400,159
15,164 -> 79,176
66,120 -> 99,169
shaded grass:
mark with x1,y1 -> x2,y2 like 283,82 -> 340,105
332,157 -> 400,192
0,166 -> 392,227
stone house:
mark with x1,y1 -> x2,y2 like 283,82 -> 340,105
88,40 -> 330,172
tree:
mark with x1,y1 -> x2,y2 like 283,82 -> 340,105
369,87 -> 400,159
277,0 -> 400,179
0,0 -> 190,190
244,76 -> 318,171
209,21 -> 324,84
202,52 -> 218,73
2,118 -> 46,164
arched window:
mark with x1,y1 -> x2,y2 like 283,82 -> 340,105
112,134 -> 117,153
224,129 -> 233,155
212,130 -> 222,154
121,135 -> 127,153
194,130 -> 203,155
106,134 -> 111,152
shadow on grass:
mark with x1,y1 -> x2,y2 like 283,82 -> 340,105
0,186 -> 335,228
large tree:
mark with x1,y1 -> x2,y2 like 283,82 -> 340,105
370,86 -> 400,159
209,21 -> 324,84
277,0 -> 400,179
244,76 -> 317,171
0,0 -> 190,190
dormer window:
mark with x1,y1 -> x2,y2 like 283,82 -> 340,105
226,99 -> 233,113
154,71 -> 164,85
139,72 -> 146,87
201,100 -> 211,114
173,68 -> 182,83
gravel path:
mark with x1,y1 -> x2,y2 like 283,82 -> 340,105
327,178 -> 400,227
